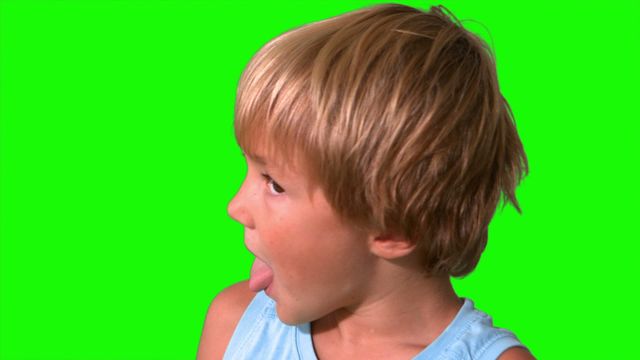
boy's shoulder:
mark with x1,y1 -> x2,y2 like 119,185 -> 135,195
211,279 -> 257,311
197,280 -> 256,360
498,346 -> 536,360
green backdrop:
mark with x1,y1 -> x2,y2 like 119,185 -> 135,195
1,0 -> 638,359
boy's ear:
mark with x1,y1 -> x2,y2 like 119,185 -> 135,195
367,232 -> 417,259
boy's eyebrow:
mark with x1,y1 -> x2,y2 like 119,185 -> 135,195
243,152 -> 267,166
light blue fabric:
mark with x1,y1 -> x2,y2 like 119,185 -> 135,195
223,290 -> 528,360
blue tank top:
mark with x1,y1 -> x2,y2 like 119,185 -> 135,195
223,290 -> 528,360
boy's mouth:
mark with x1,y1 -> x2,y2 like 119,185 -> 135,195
245,236 -> 275,293
249,256 -> 274,293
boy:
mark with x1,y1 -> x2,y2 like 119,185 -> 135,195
199,3 -> 534,359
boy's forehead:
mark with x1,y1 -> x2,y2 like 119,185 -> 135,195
243,151 -> 268,166
238,131 -> 306,175
243,148 -> 304,177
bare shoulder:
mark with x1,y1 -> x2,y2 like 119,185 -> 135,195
197,280 -> 256,360
498,346 -> 536,360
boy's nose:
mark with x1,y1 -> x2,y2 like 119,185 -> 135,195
227,188 -> 255,229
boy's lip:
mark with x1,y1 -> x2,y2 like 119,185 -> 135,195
244,234 -> 254,250
244,237 -> 268,264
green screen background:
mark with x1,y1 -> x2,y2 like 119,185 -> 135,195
1,0 -> 638,359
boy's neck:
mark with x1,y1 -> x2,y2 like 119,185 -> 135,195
310,265 -> 462,355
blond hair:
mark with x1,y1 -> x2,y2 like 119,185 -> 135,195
234,3 -> 529,278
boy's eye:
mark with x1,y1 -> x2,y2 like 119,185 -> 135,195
261,173 -> 285,195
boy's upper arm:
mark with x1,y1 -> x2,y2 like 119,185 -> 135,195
197,280 -> 256,360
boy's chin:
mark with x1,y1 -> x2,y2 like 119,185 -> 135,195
274,302 -> 320,326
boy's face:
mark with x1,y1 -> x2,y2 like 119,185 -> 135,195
227,147 -> 376,325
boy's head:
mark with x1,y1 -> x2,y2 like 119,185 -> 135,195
233,3 -> 528,278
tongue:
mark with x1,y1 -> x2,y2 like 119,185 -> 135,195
249,257 -> 274,292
